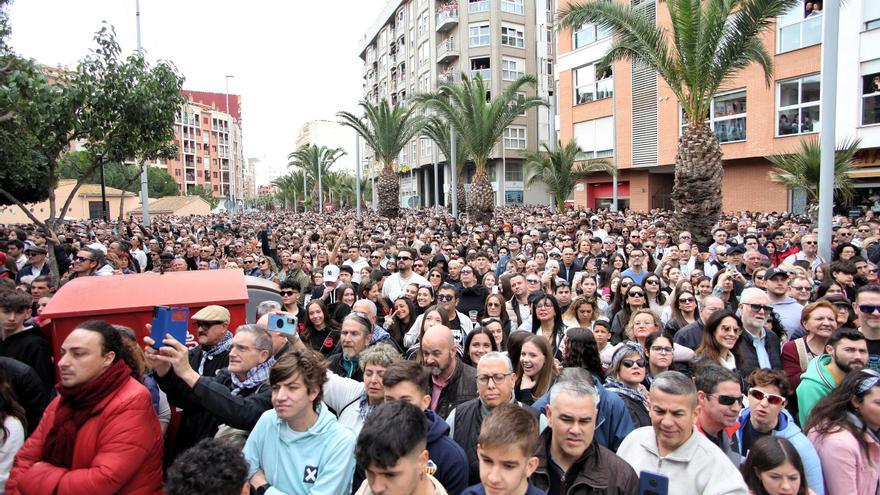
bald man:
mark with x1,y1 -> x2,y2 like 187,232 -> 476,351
420,325 -> 477,419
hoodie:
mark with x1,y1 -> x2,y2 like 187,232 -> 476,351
796,354 -> 838,425
425,409 -> 469,495
243,405 -> 357,495
735,408 -> 825,495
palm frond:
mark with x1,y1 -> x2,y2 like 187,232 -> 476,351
767,137 -> 860,204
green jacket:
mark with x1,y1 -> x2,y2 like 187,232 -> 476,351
797,354 -> 836,425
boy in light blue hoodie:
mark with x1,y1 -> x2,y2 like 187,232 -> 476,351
244,350 -> 356,495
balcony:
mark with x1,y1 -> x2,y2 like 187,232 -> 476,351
469,0 -> 489,13
437,38 -> 459,63
471,68 -> 491,81
436,5 -> 459,32
438,69 -> 458,84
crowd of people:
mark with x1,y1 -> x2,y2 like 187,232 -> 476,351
0,205 -> 878,494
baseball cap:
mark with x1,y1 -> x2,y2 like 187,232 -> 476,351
764,268 -> 790,280
323,264 -> 340,283
192,305 -> 230,323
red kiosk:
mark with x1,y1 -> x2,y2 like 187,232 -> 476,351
41,270 -> 249,361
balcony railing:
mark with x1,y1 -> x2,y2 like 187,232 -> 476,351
438,69 -> 458,84
436,6 -> 459,32
469,0 -> 489,13
471,68 -> 491,81
437,38 -> 459,63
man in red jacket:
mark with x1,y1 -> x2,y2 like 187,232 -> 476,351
7,320 -> 163,495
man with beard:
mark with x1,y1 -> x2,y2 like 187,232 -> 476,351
736,287 -> 783,379
797,327 -> 869,424
328,313 -> 373,382
421,325 -> 476,419
854,284 -> 880,372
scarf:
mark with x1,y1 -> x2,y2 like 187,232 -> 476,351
358,392 -> 376,420
43,359 -> 131,468
604,376 -> 649,412
230,357 -> 275,395
199,331 -> 233,375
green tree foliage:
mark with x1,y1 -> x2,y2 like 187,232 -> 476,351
188,185 -> 219,209
58,151 -> 179,198
286,144 -> 345,212
523,140 -> 614,212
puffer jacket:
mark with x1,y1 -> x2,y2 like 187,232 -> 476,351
7,377 -> 163,494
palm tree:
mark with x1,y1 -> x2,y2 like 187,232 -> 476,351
337,99 -> 426,217
768,137 -> 860,219
271,173 -> 299,210
559,0 -> 801,244
522,139 -> 615,212
287,144 -> 345,212
416,75 -> 546,222
422,116 -> 467,213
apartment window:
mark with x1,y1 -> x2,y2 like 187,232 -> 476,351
469,23 -> 490,47
213,171 -> 218,178
573,23 -> 612,49
418,73 -> 430,93
471,57 -> 491,81
680,90 -> 747,143
505,162 -> 523,181
501,24 -> 525,48
418,42 -> 430,65
503,127 -> 527,149
501,0 -> 524,15
867,1 -> 880,30
174,169 -> 181,177
777,75 -> 820,135
420,138 -> 433,157
418,12 -> 429,36
574,64 -> 613,104
777,6 -> 822,53
469,0 -> 489,13
502,58 -> 525,81
411,141 -> 417,160
573,117 -> 614,160
397,9 -> 405,25
863,72 -> 880,125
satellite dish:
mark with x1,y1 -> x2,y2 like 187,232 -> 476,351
408,196 -> 420,208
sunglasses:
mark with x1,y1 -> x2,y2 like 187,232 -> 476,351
745,303 -> 773,313
26,252 -> 44,257
527,279 -> 541,284
621,359 -> 646,369
437,294 -> 454,302
74,256 -> 93,263
397,256 -> 412,261
748,389 -> 786,406
280,290 -> 297,296
709,394 -> 744,407
678,297 -> 695,304
486,302 -> 502,308
858,304 -> 880,314
628,291 -> 645,297
195,320 -> 224,328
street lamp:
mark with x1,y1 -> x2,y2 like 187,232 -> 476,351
225,75 -> 235,214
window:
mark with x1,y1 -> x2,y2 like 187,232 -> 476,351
418,73 -> 430,93
421,138 -> 433,157
505,190 -> 524,205
503,127 -> 527,149
469,0 -> 489,13
502,58 -> 525,81
574,64 -> 613,104
680,91 -> 747,143
777,75 -> 820,136
397,9 -> 405,25
501,24 -> 525,48
862,72 -> 880,125
418,12 -> 429,36
573,117 -> 614,160
505,162 -> 523,181
469,23 -> 490,47
777,6 -> 822,53
573,22 -> 612,49
471,57 -> 491,80
866,1 -> 880,30
501,0 -> 524,15
418,42 -> 430,65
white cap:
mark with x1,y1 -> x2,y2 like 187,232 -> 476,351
323,264 -> 340,283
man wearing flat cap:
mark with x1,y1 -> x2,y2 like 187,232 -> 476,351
14,245 -> 50,284
190,305 -> 233,378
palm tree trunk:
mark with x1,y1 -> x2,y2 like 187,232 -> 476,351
467,162 -> 495,222
671,124 -> 723,245
456,175 -> 467,213
377,163 -> 400,218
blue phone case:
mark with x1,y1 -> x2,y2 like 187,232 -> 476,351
151,306 -> 190,348
638,470 -> 669,495
268,314 -> 298,335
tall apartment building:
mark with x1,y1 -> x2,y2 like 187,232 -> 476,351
150,91 -> 246,207
357,0 -> 556,208
556,0 -> 880,213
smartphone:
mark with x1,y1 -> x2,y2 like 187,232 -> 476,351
268,314 -> 298,335
638,470 -> 669,495
151,306 -> 190,349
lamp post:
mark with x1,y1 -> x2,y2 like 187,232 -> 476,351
225,75 -> 235,214
450,126 -> 458,218
356,133 -> 362,222
98,153 -> 108,221
817,1 -> 839,263
135,0 -> 151,225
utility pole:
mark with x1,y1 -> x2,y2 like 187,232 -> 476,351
433,145 -> 439,215
450,127 -> 458,218
355,133 -> 362,222
135,0 -> 151,225
225,75 -> 235,214
370,160 -> 377,211
98,153 -> 108,221
817,1 -> 839,263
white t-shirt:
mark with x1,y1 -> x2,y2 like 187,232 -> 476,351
342,257 -> 369,284
382,271 -> 429,301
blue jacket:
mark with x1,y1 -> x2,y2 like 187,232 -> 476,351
530,375 -> 634,452
426,409 -> 469,495
243,405 -> 357,495
736,407 -> 825,495
461,483 -> 545,495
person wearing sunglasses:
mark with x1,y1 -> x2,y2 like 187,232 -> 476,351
733,369 -> 825,495
694,364 -> 744,466
782,234 -> 824,271
853,284 -> 880,374
604,343 -> 651,428
804,369 -> 880,495
380,248 -> 429,301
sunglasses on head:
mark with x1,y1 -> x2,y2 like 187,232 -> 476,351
748,389 -> 786,406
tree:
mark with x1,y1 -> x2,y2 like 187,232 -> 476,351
422,116 -> 467,213
559,0 -> 800,243
146,166 -> 180,198
188,185 -> 219,210
338,99 -> 426,218
768,137 -> 859,219
416,75 -> 546,222
272,172 -> 303,210
287,144 -> 345,212
522,139 -> 615,212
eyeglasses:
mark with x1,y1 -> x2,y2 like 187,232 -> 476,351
195,320 -> 223,328
280,290 -> 297,296
526,279 -> 541,284
397,256 -> 412,261
858,304 -> 880,314
370,255 -> 381,259
477,372 -> 512,385
650,345 -> 673,354
437,294 -> 454,302
790,286 -> 811,292
745,303 -> 773,313
621,359 -> 646,369
748,389 -> 786,406
26,252 -> 43,257
243,259 -> 255,264
708,394 -> 744,407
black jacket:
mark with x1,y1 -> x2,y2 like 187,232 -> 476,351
735,328 -> 782,380
0,328 -> 55,395
532,429 -> 640,495
0,357 -> 50,435
157,367 -> 272,461
457,284 -> 489,317
328,352 -> 363,382
189,343 -> 230,378
433,360 -> 478,419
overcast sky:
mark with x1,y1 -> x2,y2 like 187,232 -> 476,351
8,0 -> 387,185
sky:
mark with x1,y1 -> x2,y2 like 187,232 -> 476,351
7,0 -> 387,186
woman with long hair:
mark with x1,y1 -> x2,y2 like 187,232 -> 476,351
0,370 -> 26,492
712,270 -> 740,312
387,297 -> 416,350
404,305 -> 451,360
562,296 -> 599,330
561,327 -> 604,380
665,289 -> 699,336
427,268 -> 446,293
644,332 -> 674,387
605,343 -> 651,428
660,279 -> 695,325
525,294 -> 566,358
481,293 -> 511,334
805,369 -> 880,495
642,274 -> 668,316
415,285 -> 435,316
301,300 -> 340,357
256,256 -> 280,283
610,284 -> 648,345
576,274 -> 609,315
481,271 -> 498,294
360,279 -> 392,322
695,310 -> 743,371
514,334 -> 557,406
601,309 -> 693,368
741,436 -> 812,495
479,317 -> 508,352
462,328 -> 498,367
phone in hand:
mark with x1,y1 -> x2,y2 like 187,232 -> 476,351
268,314 -> 298,335
151,306 -> 190,349
638,470 -> 669,495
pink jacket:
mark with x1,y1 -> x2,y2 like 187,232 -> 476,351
809,427 -> 880,495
